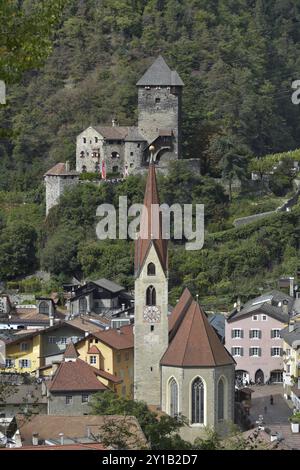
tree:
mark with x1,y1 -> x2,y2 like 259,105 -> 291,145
90,390 -> 190,450
208,133 -> 249,201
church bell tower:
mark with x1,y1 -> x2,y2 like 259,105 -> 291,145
134,154 -> 168,406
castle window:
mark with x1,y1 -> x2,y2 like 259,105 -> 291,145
130,152 -> 133,156
80,151 -> 85,158
169,378 -> 178,417
39,301 -> 49,315
82,165 -> 87,173
150,325 -> 154,332
95,137 -> 98,143
137,143 -> 140,148
147,263 -> 156,276
79,297 -> 87,314
155,97 -> 160,104
191,377 -> 204,424
83,137 -> 86,143
130,163 -> 134,168
111,152 -> 119,159
218,378 -> 225,421
113,166 -> 119,173
146,285 -> 156,306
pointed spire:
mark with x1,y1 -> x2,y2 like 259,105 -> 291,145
135,160 -> 168,275
136,56 -> 184,87
64,342 -> 78,360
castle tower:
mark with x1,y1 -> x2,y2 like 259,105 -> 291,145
44,162 -> 79,216
137,56 -> 184,165
134,156 -> 168,406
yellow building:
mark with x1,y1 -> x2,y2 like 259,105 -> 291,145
76,324 -> 134,398
281,321 -> 300,409
4,332 -> 42,374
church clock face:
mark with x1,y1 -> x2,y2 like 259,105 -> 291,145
143,306 -> 161,323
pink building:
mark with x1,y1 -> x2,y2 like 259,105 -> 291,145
225,291 -> 291,384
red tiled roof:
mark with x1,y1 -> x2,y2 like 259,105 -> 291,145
168,287 -> 193,338
64,342 -> 79,359
88,345 -> 101,354
135,162 -> 168,275
44,162 -> 79,177
94,368 -> 122,384
93,324 -> 133,350
49,358 -> 107,392
162,290 -> 235,367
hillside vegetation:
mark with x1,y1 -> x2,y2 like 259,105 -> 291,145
1,0 -> 300,309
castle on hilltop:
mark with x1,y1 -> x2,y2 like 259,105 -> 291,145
44,56 -> 184,215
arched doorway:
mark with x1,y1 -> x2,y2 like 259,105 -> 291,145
255,369 -> 264,384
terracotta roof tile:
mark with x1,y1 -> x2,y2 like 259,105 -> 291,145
93,324 -> 133,350
64,342 -> 79,359
49,358 -> 107,392
135,162 -> 168,275
162,290 -> 235,367
44,162 -> 79,177
88,345 -> 101,354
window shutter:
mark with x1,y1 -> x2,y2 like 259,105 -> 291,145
249,348 -> 252,356
259,348 -> 262,357
19,360 -> 22,368
231,330 -> 234,338
231,348 -> 234,355
241,347 -> 244,357
271,348 -> 273,356
259,330 -> 262,339
241,330 -> 244,339
280,348 -> 283,356
28,360 -> 31,368
249,330 -> 252,339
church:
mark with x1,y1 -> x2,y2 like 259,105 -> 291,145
134,157 -> 236,441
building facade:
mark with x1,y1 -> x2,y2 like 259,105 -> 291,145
281,320 -> 300,408
225,292 -> 291,384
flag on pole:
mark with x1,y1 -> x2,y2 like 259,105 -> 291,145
124,165 -> 129,177
101,159 -> 106,180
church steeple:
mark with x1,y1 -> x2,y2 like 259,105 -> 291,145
135,159 -> 168,276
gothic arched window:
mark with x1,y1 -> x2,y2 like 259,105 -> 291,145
147,263 -> 156,276
191,377 -> 204,424
218,378 -> 225,421
39,301 -> 49,315
79,297 -> 87,315
146,286 -> 156,306
169,378 -> 178,417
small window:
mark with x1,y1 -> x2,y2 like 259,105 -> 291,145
262,315 -> 267,321
117,353 -> 121,363
271,347 -> 282,357
111,152 -> 119,159
20,343 -> 28,352
80,151 -> 85,158
39,301 -> 49,315
60,337 -> 67,345
137,143 -> 140,148
95,137 -> 98,143
82,394 -> 89,403
150,325 -> 154,332
130,151 -> 133,156
66,396 -> 73,405
147,262 -> 156,276
113,166 -> 119,173
271,329 -> 280,339
252,315 -> 258,321
130,163 -> 134,168
249,347 -> 261,357
231,347 -> 243,357
48,336 -> 56,344
5,359 -> 15,368
155,97 -> 160,104
146,285 -> 156,306
250,329 -> 261,339
82,165 -> 87,173
83,137 -> 86,143
89,355 -> 97,365
232,329 -> 243,339
150,367 -> 153,371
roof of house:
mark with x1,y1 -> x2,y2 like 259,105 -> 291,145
223,427 -> 288,450
91,278 -> 125,293
162,289 -> 235,367
227,290 -> 291,323
44,162 -> 79,177
208,314 -> 226,340
88,345 -> 101,354
93,126 -> 128,140
136,56 -> 184,87
48,357 -> 108,393
280,323 -> 300,347
64,341 -> 79,359
92,324 -> 134,350
13,414 -> 148,449
135,162 -> 168,275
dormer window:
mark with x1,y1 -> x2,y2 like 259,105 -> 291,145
147,263 -> 156,276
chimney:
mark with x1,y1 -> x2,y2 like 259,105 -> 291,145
237,297 -> 241,312
32,432 -> 39,446
59,433 -> 64,446
65,161 -> 70,172
283,300 -> 289,315
289,320 -> 295,333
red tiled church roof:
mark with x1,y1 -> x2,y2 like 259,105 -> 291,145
135,162 -> 168,275
162,289 -> 235,367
